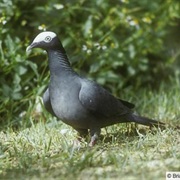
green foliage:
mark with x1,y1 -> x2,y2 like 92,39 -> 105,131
0,0 -> 180,127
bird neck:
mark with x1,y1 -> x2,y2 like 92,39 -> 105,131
47,49 -> 74,75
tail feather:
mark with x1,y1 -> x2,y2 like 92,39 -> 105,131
131,114 -> 165,128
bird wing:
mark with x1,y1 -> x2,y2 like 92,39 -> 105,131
79,79 -> 131,118
42,88 -> 56,116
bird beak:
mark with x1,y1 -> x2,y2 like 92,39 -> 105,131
26,45 -> 32,52
26,42 -> 38,52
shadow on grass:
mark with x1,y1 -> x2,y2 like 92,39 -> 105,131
0,168 -> 41,179
98,125 -> 166,145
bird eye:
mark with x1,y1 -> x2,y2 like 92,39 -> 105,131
44,36 -> 52,42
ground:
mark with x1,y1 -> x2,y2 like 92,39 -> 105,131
0,82 -> 179,180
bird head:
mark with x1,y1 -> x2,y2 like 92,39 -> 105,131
26,31 -> 61,52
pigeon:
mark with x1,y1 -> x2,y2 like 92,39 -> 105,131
27,31 -> 164,146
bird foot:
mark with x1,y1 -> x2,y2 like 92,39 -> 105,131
89,133 -> 98,147
72,135 -> 88,150
72,139 -> 82,150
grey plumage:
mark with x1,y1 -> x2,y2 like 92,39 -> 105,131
27,31 -> 164,146
43,88 -> 56,116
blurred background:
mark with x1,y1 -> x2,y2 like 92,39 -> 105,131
0,0 -> 179,128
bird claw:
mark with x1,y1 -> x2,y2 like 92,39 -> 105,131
89,133 -> 98,147
72,139 -> 82,150
89,140 -> 96,147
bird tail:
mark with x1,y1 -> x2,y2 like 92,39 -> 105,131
129,114 -> 165,128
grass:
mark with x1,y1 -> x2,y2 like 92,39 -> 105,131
0,80 -> 180,180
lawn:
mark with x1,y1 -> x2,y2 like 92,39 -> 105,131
0,79 -> 179,180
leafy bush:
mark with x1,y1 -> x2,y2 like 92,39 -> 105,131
0,0 -> 179,128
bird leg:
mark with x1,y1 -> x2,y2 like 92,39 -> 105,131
76,128 -> 88,140
73,128 -> 88,147
89,129 -> 101,147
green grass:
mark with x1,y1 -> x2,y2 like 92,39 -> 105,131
0,80 -> 180,180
